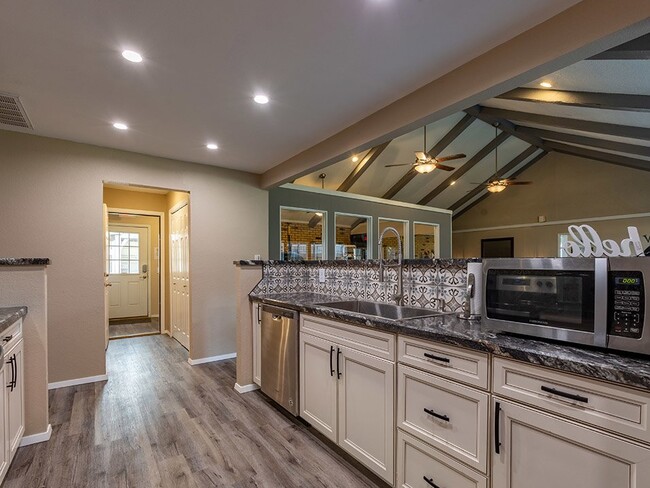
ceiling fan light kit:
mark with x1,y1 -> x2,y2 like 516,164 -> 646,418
487,181 -> 507,193
385,125 -> 465,173
414,163 -> 435,174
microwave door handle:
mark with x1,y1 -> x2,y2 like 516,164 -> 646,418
594,258 -> 609,348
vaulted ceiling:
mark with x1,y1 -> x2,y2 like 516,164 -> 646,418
295,33 -> 650,216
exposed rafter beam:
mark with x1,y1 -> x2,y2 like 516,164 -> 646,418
497,88 -> 650,113
337,141 -> 391,192
516,127 -> 650,158
589,33 -> 650,60
464,106 -> 549,151
479,107 -> 650,141
382,114 -> 476,200
545,141 -> 650,172
448,146 -> 539,212
417,132 -> 510,206
453,151 -> 549,220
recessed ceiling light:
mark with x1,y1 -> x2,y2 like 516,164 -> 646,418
112,122 -> 128,130
253,94 -> 269,104
121,50 -> 143,63
450,181 -> 456,186
352,155 -> 359,162
539,81 -> 552,88
206,143 -> 218,150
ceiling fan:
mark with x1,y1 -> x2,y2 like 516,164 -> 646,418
481,123 -> 532,193
385,126 -> 466,174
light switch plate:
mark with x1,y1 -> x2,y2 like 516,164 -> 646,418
318,269 -> 326,283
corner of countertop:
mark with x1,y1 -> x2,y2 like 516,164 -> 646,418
0,257 -> 51,266
0,306 -> 28,333
233,260 -> 265,267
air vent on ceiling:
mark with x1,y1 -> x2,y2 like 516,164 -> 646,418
0,93 -> 32,130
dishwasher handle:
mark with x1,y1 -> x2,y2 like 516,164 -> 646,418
261,304 -> 298,320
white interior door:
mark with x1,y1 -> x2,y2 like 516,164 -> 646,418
107,225 -> 149,319
103,204 -> 110,349
171,203 -> 190,350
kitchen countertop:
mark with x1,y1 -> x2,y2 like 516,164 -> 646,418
0,307 -> 27,335
0,258 -> 50,266
251,292 -> 650,391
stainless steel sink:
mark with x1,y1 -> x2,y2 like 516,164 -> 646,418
316,300 -> 446,321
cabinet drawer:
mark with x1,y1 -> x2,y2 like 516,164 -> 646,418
398,335 -> 488,390
0,319 -> 22,353
397,430 -> 487,488
300,314 -> 395,361
493,357 -> 650,444
398,364 -> 489,473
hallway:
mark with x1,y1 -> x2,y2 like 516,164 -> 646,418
5,335 -> 379,487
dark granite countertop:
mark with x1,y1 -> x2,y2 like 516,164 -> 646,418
233,260 -> 265,267
235,258 -> 481,267
0,258 -> 50,266
0,307 -> 27,335
251,292 -> 650,391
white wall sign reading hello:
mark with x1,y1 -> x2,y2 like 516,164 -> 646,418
562,225 -> 644,257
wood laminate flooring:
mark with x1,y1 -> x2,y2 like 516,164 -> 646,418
109,317 -> 160,338
5,335 -> 381,488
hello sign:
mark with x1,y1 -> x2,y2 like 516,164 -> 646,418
562,225 -> 644,257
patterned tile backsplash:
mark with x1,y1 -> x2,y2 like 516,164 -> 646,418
251,259 -> 479,313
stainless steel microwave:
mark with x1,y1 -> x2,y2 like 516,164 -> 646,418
482,257 -> 650,355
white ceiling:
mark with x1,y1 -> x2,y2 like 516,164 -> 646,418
294,41 -> 650,215
0,0 -> 580,173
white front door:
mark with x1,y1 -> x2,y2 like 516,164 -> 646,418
107,225 -> 149,319
171,203 -> 190,350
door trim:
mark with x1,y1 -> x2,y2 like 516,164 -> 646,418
107,207 -> 166,333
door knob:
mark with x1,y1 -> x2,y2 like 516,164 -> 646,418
105,283 -> 112,287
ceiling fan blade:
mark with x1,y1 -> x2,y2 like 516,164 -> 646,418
435,153 -> 466,163
385,163 -> 413,168
434,163 -> 455,171
415,151 -> 428,161
507,181 -> 532,186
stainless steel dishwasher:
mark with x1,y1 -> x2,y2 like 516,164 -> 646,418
260,304 -> 299,416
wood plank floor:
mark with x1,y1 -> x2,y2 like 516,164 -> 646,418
109,318 -> 160,338
6,335 -> 382,487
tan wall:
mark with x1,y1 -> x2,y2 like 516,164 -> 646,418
0,129 -> 268,383
107,213 -> 161,317
453,153 -> 650,257
0,266 -> 48,437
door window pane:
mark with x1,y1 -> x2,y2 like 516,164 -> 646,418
378,219 -> 408,259
108,230 -> 141,274
414,223 -> 439,259
335,214 -> 370,260
280,208 -> 325,261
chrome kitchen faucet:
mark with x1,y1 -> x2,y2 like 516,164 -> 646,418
378,226 -> 404,306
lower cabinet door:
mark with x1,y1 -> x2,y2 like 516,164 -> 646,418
253,302 -> 262,386
397,430 -> 487,488
0,364 -> 7,479
300,333 -> 338,442
338,345 -> 394,484
493,399 -> 650,488
7,341 -> 24,457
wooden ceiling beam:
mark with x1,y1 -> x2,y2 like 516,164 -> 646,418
382,114 -> 476,200
417,131 -> 510,206
464,106 -> 549,151
546,141 -> 650,172
453,151 -> 549,220
479,106 -> 650,141
516,126 -> 650,158
589,33 -> 650,60
448,145 -> 539,212
337,141 -> 391,192
497,88 -> 650,113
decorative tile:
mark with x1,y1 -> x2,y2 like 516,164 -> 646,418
438,262 -> 467,287
438,286 -> 465,312
408,263 -> 436,285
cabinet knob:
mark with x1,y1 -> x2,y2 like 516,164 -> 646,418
2,335 -> 12,343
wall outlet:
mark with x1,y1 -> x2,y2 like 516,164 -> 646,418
318,269 -> 326,283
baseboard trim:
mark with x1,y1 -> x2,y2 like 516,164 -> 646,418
20,424 -> 52,446
234,383 -> 260,394
188,352 -> 236,366
48,374 -> 108,390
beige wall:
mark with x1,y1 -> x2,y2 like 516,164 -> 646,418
0,266 -> 48,437
0,129 -> 268,383
453,153 -> 650,258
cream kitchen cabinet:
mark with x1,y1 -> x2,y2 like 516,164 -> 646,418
252,301 -> 262,386
0,318 -> 25,483
492,398 -> 650,488
300,314 -> 395,484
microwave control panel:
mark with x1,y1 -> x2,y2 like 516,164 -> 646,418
609,271 -> 645,339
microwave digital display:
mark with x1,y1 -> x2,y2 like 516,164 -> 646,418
615,277 -> 641,286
